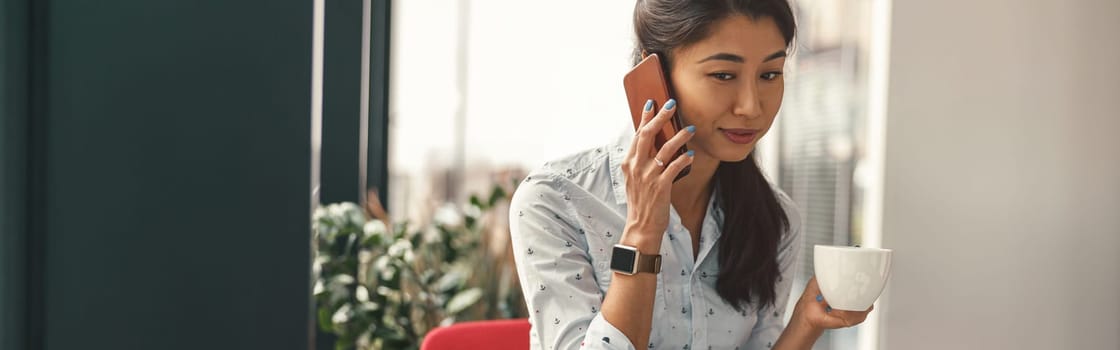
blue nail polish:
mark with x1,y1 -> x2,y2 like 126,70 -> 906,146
686,150 -> 695,157
644,99 -> 654,111
816,294 -> 823,302
686,125 -> 696,133
826,306 -> 832,313
665,99 -> 676,110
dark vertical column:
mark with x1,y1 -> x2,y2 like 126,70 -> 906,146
3,0 -> 317,349
367,0 -> 391,208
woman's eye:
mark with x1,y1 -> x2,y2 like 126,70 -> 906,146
709,72 -> 736,81
761,71 -> 784,81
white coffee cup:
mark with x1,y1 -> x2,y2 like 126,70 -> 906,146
813,245 -> 893,311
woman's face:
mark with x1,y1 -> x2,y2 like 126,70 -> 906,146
669,15 -> 788,162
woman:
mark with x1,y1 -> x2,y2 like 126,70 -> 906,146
509,0 -> 873,349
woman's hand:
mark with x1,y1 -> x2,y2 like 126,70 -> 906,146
620,99 -> 695,249
791,277 -> 874,331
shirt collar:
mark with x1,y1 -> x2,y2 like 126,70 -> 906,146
607,131 -> 632,206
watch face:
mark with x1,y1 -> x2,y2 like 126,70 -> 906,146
610,245 -> 638,274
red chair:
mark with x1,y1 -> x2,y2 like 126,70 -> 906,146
420,318 -> 531,350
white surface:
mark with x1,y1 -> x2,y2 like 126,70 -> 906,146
880,0 -> 1120,349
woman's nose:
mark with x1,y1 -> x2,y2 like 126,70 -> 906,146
733,85 -> 763,119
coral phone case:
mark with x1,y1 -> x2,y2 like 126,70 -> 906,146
623,53 -> 690,181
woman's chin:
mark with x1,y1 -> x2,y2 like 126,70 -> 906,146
708,140 -> 757,163
715,149 -> 753,163
691,142 -> 755,163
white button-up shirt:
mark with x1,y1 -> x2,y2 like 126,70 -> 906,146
510,132 -> 804,350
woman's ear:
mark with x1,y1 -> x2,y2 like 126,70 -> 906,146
640,49 -> 649,59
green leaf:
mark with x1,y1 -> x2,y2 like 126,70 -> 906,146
393,221 -> 411,240
361,232 -> 383,249
409,231 -> 423,248
469,195 -> 483,210
382,271 -> 401,290
328,274 -> 356,286
325,274 -> 356,307
331,303 -> 354,331
343,234 -> 359,257
356,301 -> 381,314
445,288 -> 483,315
317,307 -> 334,333
488,185 -> 507,207
433,270 -> 466,293
419,269 -> 437,285
334,340 -> 354,350
373,327 -> 411,348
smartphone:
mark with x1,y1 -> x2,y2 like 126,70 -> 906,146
622,53 -> 691,181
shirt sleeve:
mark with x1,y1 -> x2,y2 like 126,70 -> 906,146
744,196 -> 805,350
509,174 -> 636,350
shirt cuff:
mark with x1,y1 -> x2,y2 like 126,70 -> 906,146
581,313 -> 637,350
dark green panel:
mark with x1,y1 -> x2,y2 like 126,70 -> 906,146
0,0 -> 31,348
41,0 -> 312,349
320,0 -> 364,205
316,2 -> 364,347
368,0 -> 391,208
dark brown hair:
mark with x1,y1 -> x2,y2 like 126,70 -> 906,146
633,0 -> 795,311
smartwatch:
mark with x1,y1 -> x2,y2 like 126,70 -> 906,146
609,244 -> 661,275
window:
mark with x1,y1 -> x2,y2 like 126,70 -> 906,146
389,1 -> 636,224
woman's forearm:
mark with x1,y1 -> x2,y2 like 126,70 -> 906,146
772,311 -> 824,350
599,227 -> 661,348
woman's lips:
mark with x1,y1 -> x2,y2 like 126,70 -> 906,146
720,128 -> 759,144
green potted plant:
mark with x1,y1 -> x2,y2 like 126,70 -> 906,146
313,183 -> 526,350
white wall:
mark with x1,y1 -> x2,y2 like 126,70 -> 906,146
880,0 -> 1120,349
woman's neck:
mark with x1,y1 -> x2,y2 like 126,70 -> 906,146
671,153 -> 720,215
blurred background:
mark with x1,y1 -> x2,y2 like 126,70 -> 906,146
2,0 -> 1117,350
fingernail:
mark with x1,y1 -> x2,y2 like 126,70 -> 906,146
644,99 -> 654,111
686,150 -> 695,157
816,294 -> 823,302
665,99 -> 676,110
826,306 -> 832,313
686,125 -> 696,133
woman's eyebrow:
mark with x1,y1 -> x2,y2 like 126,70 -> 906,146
697,50 -> 787,63
697,52 -> 744,63
764,50 -> 787,62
